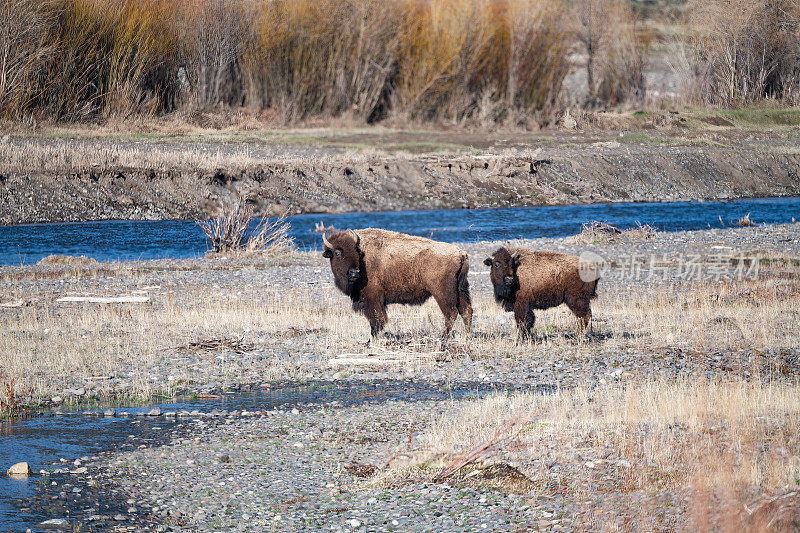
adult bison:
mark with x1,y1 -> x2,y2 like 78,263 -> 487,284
322,229 -> 472,340
484,247 -> 599,339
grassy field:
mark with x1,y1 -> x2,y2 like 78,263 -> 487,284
1,241 -> 798,408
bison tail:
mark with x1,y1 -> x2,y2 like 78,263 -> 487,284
457,254 -> 471,303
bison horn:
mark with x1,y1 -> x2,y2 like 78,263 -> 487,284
348,229 -> 359,245
321,232 -> 332,249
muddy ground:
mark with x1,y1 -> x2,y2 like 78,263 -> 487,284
2,125 -> 800,225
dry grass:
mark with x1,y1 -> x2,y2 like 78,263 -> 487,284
0,256 -> 797,405
6,0 -> 181,120
37,254 -> 98,266
384,377 -> 800,529
0,135 -> 541,173
0,281 -> 332,402
0,138 -> 380,174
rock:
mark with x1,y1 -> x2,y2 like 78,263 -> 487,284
39,519 -> 70,530
218,454 -> 231,463
147,407 -> 162,416
50,396 -> 62,404
7,462 -> 32,477
104,409 -> 116,417
348,518 -> 362,528
71,467 -> 88,474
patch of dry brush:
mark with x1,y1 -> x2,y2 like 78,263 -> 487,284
0,0 -> 633,126
677,0 -> 800,106
388,378 -> 800,529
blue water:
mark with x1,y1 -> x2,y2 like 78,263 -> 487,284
0,380 -> 535,531
1,197 -> 798,266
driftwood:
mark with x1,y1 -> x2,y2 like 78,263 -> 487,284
183,338 -> 253,355
433,416 -> 527,483
56,296 -> 150,304
329,349 -> 443,367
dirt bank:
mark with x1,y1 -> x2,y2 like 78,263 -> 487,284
2,134 -> 799,224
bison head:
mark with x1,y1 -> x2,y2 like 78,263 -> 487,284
484,247 -> 520,305
322,230 -> 365,298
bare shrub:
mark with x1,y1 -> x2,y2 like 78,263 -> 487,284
0,0 -> 633,124
574,0 -> 646,107
197,204 -> 294,256
244,213 -> 294,256
242,0 -> 401,123
682,0 -> 800,106
177,0 -> 251,108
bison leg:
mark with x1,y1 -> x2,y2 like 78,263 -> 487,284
457,293 -> 473,335
566,297 -> 592,338
514,300 -> 535,341
432,292 -> 459,339
364,296 -> 388,340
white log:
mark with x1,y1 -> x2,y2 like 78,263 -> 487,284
328,358 -> 403,366
56,296 -> 150,304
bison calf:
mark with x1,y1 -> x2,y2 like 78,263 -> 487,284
322,229 -> 473,340
484,247 -> 599,339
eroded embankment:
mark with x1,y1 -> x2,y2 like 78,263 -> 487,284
2,143 -> 800,224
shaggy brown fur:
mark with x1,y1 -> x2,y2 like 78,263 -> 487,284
484,247 -> 599,339
322,229 -> 472,339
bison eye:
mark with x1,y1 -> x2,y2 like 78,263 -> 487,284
494,261 -> 500,267
334,249 -> 342,258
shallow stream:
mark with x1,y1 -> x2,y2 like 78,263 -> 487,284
0,380 -> 543,531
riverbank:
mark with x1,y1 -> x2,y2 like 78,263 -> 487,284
2,123 -> 800,225
4,223 -> 800,531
